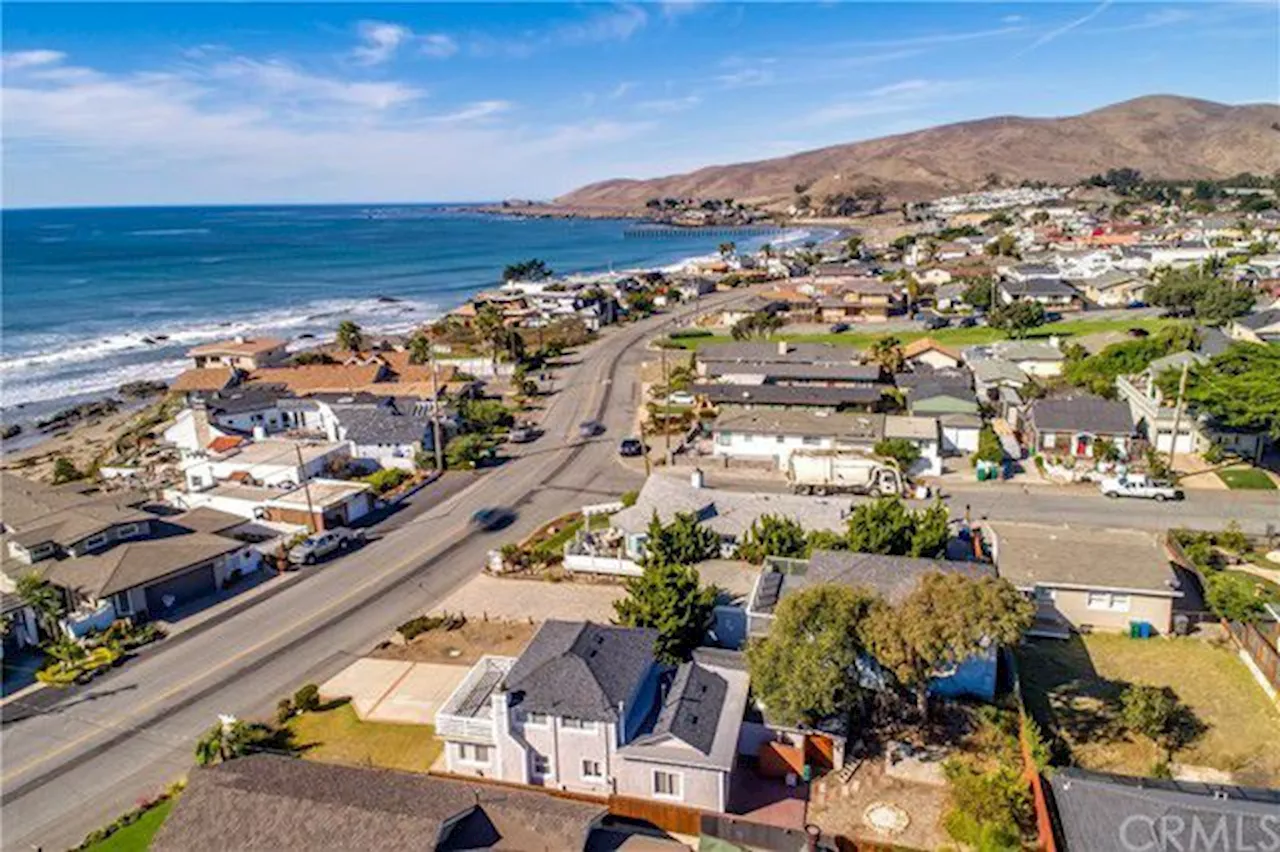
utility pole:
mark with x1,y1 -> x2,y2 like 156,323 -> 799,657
1167,360 -> 1191,475
293,444 -> 317,534
427,348 -> 445,472
661,344 -> 671,465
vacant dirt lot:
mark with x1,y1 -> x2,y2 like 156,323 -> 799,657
372,618 -> 537,665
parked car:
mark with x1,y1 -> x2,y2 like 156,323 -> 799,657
578,420 -> 603,438
508,424 -> 538,443
829,322 -> 850,333
1099,475 -> 1184,502
955,314 -> 978,328
288,528 -> 366,566
618,437 -> 646,457
918,312 -> 950,330
665,391 -> 696,406
470,507 -> 516,531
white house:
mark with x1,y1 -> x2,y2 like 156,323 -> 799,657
181,439 -> 350,491
708,406 -> 884,468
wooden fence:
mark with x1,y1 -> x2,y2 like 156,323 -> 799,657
1226,619 -> 1280,693
607,793 -> 702,836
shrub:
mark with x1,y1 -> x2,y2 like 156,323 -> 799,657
1203,441 -> 1226,465
973,427 -> 1004,465
874,438 -> 921,473
363,467 -> 410,494
398,614 -> 451,640
943,761 -> 1030,849
52,456 -> 83,484
669,328 -> 712,339
620,490 -> 639,508
293,683 -> 320,713
1206,572 -> 1268,622
276,698 -> 295,725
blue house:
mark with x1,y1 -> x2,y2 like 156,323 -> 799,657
741,550 -> 999,702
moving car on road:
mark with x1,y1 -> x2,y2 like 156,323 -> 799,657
618,437 -> 646,457
508,423 -> 539,443
470,507 -> 516,531
288,528 -> 366,566
1099,474 -> 1184,502
578,420 -> 603,438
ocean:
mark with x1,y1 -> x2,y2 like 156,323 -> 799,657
1,204 -> 814,425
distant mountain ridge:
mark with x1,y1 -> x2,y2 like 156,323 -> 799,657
556,96 -> 1280,212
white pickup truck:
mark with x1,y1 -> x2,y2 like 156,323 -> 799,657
1099,475 -> 1184,502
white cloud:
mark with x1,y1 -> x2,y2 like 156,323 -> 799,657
1002,14 -> 1025,24
609,81 -> 636,100
635,94 -> 701,113
659,0 -> 705,20
470,4 -> 650,57
209,58 -> 424,110
849,26 -> 1025,49
2,50 -> 653,206
420,34 -> 459,59
804,79 -> 971,127
351,20 -> 413,66
2,50 -> 66,70
1015,0 -> 1114,56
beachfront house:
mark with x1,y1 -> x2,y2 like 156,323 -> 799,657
187,337 -> 289,371
435,620 -> 750,813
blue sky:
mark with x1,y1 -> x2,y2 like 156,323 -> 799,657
4,2 -> 1277,208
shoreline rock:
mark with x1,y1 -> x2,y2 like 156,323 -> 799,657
36,399 -> 122,433
118,380 -> 169,400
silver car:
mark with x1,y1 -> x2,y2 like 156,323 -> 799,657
287,528 -> 365,566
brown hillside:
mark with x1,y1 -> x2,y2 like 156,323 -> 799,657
555,96 -> 1280,212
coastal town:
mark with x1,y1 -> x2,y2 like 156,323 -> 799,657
4,174 -> 1280,852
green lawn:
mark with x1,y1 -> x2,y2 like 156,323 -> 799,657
1017,634 -> 1280,786
287,701 -> 442,773
82,798 -> 175,852
1216,467 -> 1278,490
661,316 -> 1176,351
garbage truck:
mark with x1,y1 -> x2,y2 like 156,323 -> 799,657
786,450 -> 905,497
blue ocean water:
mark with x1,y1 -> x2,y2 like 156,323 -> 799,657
1,204 -> 810,413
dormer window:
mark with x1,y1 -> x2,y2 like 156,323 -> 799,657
82,532 -> 108,551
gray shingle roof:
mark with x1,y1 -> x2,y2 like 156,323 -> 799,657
693,383 -> 883,408
698,342 -> 859,366
710,406 -> 884,441
646,662 -> 727,754
1002,277 -> 1079,298
1029,395 -> 1134,435
990,522 -> 1179,594
151,753 -> 607,852
333,400 -> 432,446
754,549 -> 992,612
1048,767 -> 1280,852
704,361 -> 881,382
504,621 -> 657,722
1234,306 -> 1280,331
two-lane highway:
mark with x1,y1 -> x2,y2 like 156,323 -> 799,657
0,290 -> 750,852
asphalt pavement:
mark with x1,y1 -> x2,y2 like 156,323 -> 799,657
0,292 -> 736,852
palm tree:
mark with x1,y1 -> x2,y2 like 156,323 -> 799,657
17,574 -> 65,641
407,333 -> 432,366
868,336 -> 905,375
336,320 -> 364,353
194,716 -> 268,766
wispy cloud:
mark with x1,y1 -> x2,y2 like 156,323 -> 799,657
659,0 -> 705,20
1014,0 -> 1114,56
635,94 -> 701,113
1,49 -> 66,70
420,34 -> 460,59
804,78 -> 972,127
351,21 -> 412,66
432,99 -> 512,123
609,81 -> 636,100
469,4 -> 650,58
849,25 -> 1026,49
209,57 -> 424,110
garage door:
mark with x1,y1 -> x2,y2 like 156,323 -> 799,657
144,565 -> 217,615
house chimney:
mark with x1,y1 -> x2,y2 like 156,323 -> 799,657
690,468 -> 705,489
192,406 -> 214,450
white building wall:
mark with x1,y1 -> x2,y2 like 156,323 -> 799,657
613,757 -> 727,812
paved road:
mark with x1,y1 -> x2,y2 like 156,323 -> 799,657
698,470 -> 1280,535
0,292 -> 739,852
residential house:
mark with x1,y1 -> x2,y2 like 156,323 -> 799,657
884,415 -> 943,475
1052,248 -> 1117,280
716,296 -> 786,328
696,341 -> 862,377
596,474 -> 854,567
168,367 -> 242,395
320,396 -> 437,471
167,480 -> 369,532
1074,270 -> 1151,307
181,438 -> 351,491
708,406 -> 884,467
902,338 -> 962,371
435,620 -> 751,813
814,278 -> 899,323
1024,396 -> 1135,459
744,550 -> 998,701
152,753 -> 616,852
997,278 -> 1083,311
933,282 -> 967,311
990,522 -> 1181,637
895,375 -> 979,418
1228,307 -> 1280,344
969,358 -> 1031,404
691,383 -> 884,411
917,268 -> 953,288
1003,263 -> 1058,282
0,475 -> 263,633
187,336 -> 289,371
1047,768 -> 1280,852
965,340 -> 1066,378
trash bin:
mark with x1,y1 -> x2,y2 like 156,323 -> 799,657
1129,621 -> 1152,639
1173,613 -> 1190,636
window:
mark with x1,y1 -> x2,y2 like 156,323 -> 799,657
116,523 -> 141,539
561,717 -> 594,731
653,770 -> 682,800
1034,587 -> 1056,603
521,711 -> 549,727
802,436 -> 821,446
458,743 -> 492,764
581,760 -> 603,780
1086,592 -> 1131,613
112,591 -> 134,616
743,434 -> 755,443
82,533 -> 108,551
532,753 -> 551,776
716,432 -> 731,446
775,435 -> 785,444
